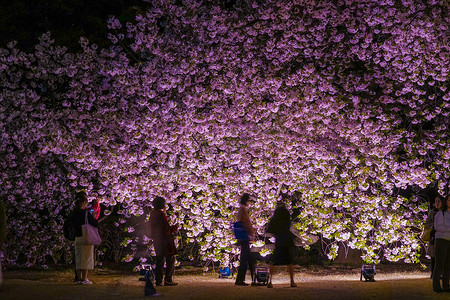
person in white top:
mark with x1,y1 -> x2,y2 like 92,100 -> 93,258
432,195 -> 450,293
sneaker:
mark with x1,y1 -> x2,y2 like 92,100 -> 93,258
155,282 -> 163,286
235,281 -> 249,286
267,282 -> 273,288
164,281 -> 178,286
433,288 -> 444,293
290,283 -> 297,288
80,279 -> 93,285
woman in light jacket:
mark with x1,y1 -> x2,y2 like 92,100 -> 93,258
432,195 -> 450,293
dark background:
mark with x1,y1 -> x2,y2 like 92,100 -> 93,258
0,0 -> 151,52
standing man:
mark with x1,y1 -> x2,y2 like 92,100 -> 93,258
149,196 -> 178,286
235,193 -> 256,286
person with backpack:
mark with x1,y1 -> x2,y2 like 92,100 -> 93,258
234,193 -> 256,286
432,195 -> 450,293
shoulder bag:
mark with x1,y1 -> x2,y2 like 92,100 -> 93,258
82,211 -> 102,245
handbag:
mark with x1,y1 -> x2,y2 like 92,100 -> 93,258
421,227 -> 432,242
82,211 -> 102,245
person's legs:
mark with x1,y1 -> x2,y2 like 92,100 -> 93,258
76,269 -> 82,281
248,251 -> 256,282
289,265 -> 296,287
267,265 -> 275,288
164,255 -> 176,284
431,256 -> 435,278
442,240 -> 450,290
80,269 -> 86,280
433,238 -> 446,291
235,241 -> 250,284
74,239 -> 82,282
154,256 -> 164,285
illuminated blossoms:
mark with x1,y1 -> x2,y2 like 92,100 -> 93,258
0,0 -> 449,265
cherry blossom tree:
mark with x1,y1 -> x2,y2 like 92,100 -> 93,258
1,0 -> 448,266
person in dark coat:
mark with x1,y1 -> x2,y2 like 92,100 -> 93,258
266,202 -> 296,288
149,196 -> 178,286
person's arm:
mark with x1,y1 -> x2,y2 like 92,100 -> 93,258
91,198 -> 101,220
87,212 -> 99,227
161,212 -> 178,235
241,208 -> 255,238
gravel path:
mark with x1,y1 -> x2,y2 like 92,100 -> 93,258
1,266 -> 448,299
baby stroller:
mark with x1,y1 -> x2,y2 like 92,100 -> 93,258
360,264 -> 376,282
250,234 -> 274,286
252,265 -> 270,286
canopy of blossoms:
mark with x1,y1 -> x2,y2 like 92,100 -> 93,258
0,0 -> 449,266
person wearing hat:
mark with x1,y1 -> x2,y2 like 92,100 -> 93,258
149,196 -> 178,286
235,193 -> 256,286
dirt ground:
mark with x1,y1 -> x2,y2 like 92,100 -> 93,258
1,264 -> 449,300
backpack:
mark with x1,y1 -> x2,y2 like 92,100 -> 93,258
63,213 -> 76,241
232,221 -> 249,241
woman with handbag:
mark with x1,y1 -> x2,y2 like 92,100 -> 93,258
425,196 -> 442,278
71,191 -> 98,285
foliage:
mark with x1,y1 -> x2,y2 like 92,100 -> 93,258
0,0 -> 449,266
